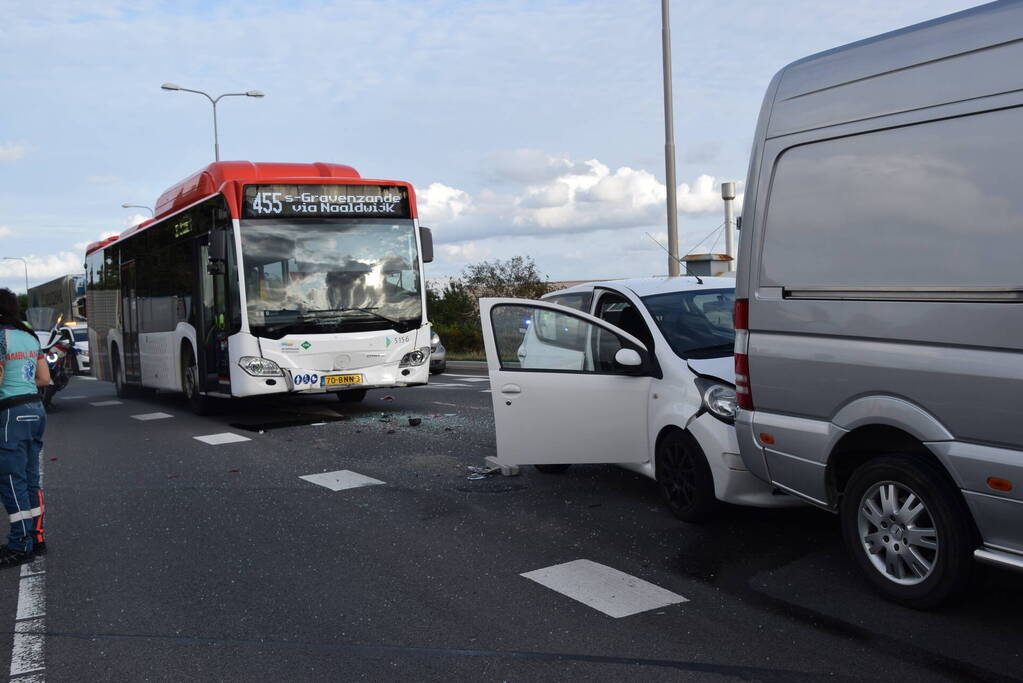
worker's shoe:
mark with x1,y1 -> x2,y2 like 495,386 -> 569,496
32,541 -> 46,557
0,546 -> 33,569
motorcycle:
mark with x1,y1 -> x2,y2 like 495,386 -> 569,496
38,317 -> 77,409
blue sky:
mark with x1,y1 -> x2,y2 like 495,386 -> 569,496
0,0 -> 985,291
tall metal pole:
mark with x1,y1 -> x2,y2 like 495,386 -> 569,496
721,181 -> 736,271
212,99 -> 221,162
3,257 -> 29,293
661,0 -> 680,277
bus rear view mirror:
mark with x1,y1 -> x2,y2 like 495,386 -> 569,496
419,227 -> 434,263
208,230 -> 228,275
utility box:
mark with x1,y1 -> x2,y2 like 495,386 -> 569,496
682,253 -> 733,277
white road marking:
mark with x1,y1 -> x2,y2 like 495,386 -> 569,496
521,559 -> 688,618
89,400 -> 122,407
10,558 -> 45,678
299,470 -> 385,491
76,376 -> 98,381
56,396 -> 86,400
480,390 -> 491,393
193,433 -> 251,445
130,412 -> 173,421
424,383 -> 464,388
445,375 -> 490,382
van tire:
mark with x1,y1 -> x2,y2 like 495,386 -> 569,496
534,464 -> 571,474
840,455 -> 974,609
656,430 -> 720,522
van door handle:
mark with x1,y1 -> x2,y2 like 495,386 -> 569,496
500,384 -> 521,395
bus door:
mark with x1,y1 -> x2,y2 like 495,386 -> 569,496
119,261 -> 142,382
196,237 -> 232,394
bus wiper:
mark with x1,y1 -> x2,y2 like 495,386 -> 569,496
338,306 -> 402,327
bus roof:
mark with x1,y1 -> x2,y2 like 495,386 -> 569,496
86,161 -> 415,256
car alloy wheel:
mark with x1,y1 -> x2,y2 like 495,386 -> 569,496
655,430 -> 719,522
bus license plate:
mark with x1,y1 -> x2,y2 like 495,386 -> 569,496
322,374 -> 363,387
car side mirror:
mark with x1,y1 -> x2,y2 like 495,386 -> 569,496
614,348 -> 643,368
419,227 -> 434,263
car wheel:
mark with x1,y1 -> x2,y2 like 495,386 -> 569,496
181,347 -> 213,415
840,455 -> 974,609
430,362 -> 446,376
534,464 -> 571,474
336,389 -> 367,403
655,430 -> 720,522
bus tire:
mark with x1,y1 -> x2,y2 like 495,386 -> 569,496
112,349 -> 131,399
336,389 -> 367,403
181,346 -> 214,416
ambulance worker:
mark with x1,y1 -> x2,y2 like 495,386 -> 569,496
0,289 -> 50,567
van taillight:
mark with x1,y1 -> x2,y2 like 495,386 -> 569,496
734,298 -> 753,410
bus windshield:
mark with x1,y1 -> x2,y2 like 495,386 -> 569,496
240,219 -> 422,339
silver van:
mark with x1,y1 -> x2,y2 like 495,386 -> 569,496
734,0 -> 1023,607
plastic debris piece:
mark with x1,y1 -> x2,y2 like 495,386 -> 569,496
228,469 -> 240,473
408,417 -> 422,426
167,474 -> 179,479
386,429 -> 396,434
381,395 -> 395,401
466,464 -> 500,481
49,457 -> 58,462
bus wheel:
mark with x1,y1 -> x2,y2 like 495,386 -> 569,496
336,389 -> 367,403
113,351 -> 130,399
182,348 -> 213,416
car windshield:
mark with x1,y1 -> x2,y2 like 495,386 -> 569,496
240,219 -> 422,339
641,288 -> 735,359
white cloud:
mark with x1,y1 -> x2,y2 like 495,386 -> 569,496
123,215 -> 147,227
422,152 -> 741,243
0,226 -> 17,238
0,252 -> 84,281
0,144 -> 27,163
73,231 -> 120,252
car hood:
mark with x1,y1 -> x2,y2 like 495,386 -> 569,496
686,355 -> 734,385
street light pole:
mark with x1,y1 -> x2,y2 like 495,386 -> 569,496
661,0 -> 680,277
3,257 -> 29,294
161,83 -> 265,162
121,203 -> 154,217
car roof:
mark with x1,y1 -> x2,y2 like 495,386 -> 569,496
544,276 -> 735,299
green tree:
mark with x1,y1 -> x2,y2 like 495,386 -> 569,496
460,256 -> 554,310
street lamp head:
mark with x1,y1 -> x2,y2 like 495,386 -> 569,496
246,90 -> 265,98
161,83 -> 182,91
120,203 -> 132,208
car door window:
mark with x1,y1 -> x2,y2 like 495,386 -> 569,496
596,293 -> 654,351
490,303 -> 633,373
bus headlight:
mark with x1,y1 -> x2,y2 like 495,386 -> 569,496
695,377 -> 737,424
238,356 -> 284,377
399,347 -> 432,367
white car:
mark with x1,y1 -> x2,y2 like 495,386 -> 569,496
480,277 -> 800,521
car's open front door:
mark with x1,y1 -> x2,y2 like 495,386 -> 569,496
481,298 -> 653,466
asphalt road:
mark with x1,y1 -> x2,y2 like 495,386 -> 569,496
2,363 -> 1020,682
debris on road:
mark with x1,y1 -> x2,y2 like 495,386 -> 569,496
408,417 -> 422,426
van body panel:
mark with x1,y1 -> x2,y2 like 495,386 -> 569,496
736,1 -> 1023,564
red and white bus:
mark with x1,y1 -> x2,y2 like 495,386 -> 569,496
85,161 -> 435,413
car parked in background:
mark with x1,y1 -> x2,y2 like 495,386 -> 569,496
480,277 -> 799,521
429,331 -> 446,375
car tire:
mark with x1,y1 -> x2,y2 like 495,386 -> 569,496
840,455 -> 975,609
655,430 -> 720,522
430,362 -> 446,376
336,389 -> 368,403
181,347 -> 214,416
534,464 -> 571,474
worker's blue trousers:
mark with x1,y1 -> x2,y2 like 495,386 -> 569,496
0,402 -> 46,553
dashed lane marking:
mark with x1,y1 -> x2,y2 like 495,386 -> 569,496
444,375 -> 490,382
10,557 -> 46,679
299,470 -> 385,491
89,401 -> 123,407
521,559 -> 688,618
75,376 -> 97,381
193,433 -> 251,445
131,412 -> 174,421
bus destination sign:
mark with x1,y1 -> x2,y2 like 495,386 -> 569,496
242,184 -> 411,219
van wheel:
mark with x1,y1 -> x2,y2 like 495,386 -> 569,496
181,347 -> 213,416
840,456 -> 974,609
656,430 -> 720,522
534,464 -> 571,474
